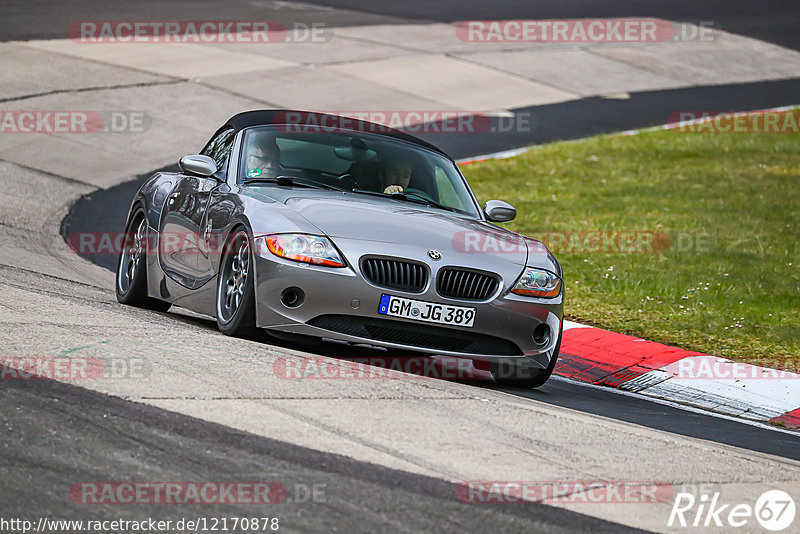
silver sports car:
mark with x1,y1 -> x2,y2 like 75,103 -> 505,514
117,110 -> 563,387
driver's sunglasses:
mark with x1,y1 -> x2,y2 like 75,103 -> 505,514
248,154 -> 275,167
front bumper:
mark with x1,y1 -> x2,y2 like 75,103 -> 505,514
252,239 -> 563,370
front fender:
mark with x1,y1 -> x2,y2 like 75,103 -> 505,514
134,172 -> 179,231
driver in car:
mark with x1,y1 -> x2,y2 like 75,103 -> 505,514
245,133 -> 282,179
382,160 -> 412,194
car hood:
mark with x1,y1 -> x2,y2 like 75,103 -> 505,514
247,189 -> 558,273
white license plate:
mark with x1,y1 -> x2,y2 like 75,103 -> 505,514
378,294 -> 476,328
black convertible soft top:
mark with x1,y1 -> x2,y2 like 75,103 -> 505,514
220,109 -> 450,158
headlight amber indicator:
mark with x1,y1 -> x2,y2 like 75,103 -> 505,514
511,268 -> 561,298
262,234 -> 346,267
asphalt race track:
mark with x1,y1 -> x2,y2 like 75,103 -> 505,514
62,110 -> 800,460
3,0 -> 799,51
3,1 -> 800,532
4,377 -> 641,533
305,0 -> 800,51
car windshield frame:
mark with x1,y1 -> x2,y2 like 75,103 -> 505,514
236,124 -> 483,218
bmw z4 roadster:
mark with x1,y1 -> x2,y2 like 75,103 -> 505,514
117,110 -> 563,387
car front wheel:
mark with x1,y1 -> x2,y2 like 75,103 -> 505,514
216,228 -> 258,338
116,208 -> 171,312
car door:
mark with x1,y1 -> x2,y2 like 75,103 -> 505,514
194,128 -> 236,287
159,175 -> 204,288
159,128 -> 234,288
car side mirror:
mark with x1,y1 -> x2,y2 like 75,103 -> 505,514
483,200 -> 516,222
179,154 -> 218,178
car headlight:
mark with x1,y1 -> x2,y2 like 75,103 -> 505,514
511,268 -> 561,298
259,234 -> 346,267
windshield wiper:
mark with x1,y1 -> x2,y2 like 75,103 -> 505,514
350,188 -> 388,199
395,191 -> 459,212
244,176 -> 344,191
349,189 -> 458,213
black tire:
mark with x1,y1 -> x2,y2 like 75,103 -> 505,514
116,208 -> 171,312
497,327 -> 562,389
216,227 -> 258,338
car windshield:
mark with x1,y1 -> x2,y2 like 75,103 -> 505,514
239,125 -> 480,217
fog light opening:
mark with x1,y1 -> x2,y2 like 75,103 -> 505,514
533,324 -> 551,345
280,287 -> 305,308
